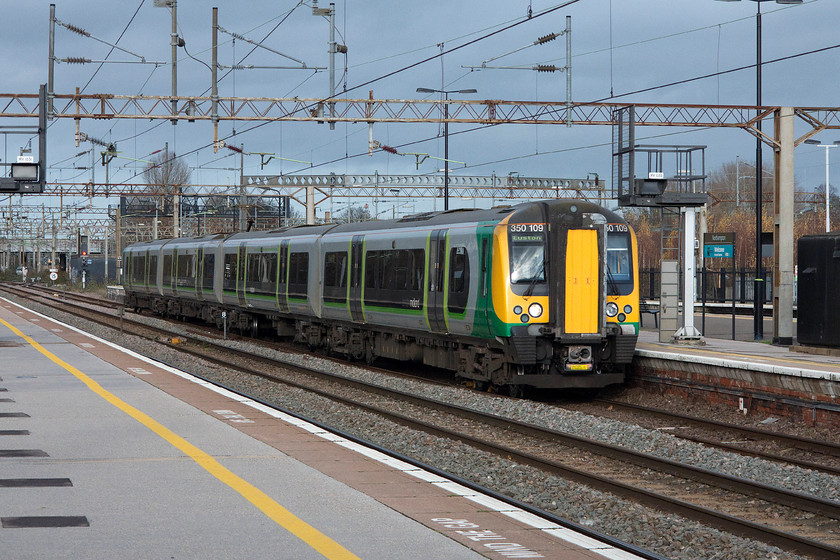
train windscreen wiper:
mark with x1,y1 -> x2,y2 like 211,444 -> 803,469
606,267 -> 620,295
523,259 -> 546,298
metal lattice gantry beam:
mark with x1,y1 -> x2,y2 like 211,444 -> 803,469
3,91 -> 840,147
241,173 -> 606,202
40,173 -> 606,204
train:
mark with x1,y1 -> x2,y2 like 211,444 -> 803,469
122,199 -> 640,393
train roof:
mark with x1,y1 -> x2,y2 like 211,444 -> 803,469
123,200 -> 626,250
318,199 -> 625,234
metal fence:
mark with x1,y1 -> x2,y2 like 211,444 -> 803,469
640,268 -> 777,305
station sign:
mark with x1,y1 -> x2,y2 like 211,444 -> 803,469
704,244 -> 733,258
703,232 -> 735,259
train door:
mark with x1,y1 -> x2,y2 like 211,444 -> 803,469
427,229 -> 448,333
477,235 -> 493,335
166,249 -> 176,296
196,248 -> 204,300
277,240 -> 289,313
143,249 -> 150,291
564,229 -> 600,334
348,235 -> 364,322
236,242 -> 247,307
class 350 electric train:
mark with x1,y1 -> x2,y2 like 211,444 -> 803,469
123,199 -> 640,393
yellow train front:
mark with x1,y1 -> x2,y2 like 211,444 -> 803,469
485,200 -> 639,390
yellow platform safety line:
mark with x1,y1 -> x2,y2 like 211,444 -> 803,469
0,317 -> 361,560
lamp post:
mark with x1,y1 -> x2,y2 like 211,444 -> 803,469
716,0 -> 802,340
416,87 -> 477,211
804,139 -> 840,232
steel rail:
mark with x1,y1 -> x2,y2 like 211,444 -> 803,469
593,400 -> 840,476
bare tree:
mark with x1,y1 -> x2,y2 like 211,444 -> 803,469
141,152 -> 192,215
334,204 -> 371,223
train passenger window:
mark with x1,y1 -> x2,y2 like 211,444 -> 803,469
202,254 -> 214,290
131,255 -> 146,283
162,254 -> 173,285
246,252 -> 278,296
261,254 -> 277,284
223,253 -> 237,292
148,255 -> 157,283
288,252 -> 309,301
324,251 -> 348,304
448,247 -> 470,314
606,232 -> 634,296
364,252 -> 379,289
324,252 -> 348,288
509,233 -> 545,284
177,254 -> 195,288
363,249 -> 424,310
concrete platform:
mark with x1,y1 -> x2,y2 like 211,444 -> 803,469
0,297 -> 644,560
635,330 -> 840,426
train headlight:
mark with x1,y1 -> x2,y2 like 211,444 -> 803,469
528,303 -> 543,318
513,305 -> 523,315
606,302 -> 619,317
520,314 -> 530,323
624,305 -> 633,314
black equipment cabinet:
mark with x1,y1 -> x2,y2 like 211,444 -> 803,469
797,233 -> 840,347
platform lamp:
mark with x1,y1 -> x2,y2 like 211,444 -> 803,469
803,139 -> 840,232
416,87 -> 477,211
716,0 -> 802,340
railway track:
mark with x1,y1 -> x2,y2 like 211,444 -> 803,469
4,283 -> 840,559
24,284 -> 123,310
589,399 -> 840,476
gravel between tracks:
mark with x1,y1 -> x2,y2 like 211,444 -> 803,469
13,295 -> 838,560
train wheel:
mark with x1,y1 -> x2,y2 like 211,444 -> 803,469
471,381 -> 489,392
364,346 -> 376,365
507,384 -> 525,398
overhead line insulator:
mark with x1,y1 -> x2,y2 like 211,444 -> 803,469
65,23 -> 90,37
536,32 -> 559,45
536,65 -> 559,73
63,57 -> 92,65
381,145 -> 398,154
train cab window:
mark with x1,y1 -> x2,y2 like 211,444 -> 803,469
447,246 -> 470,314
288,252 -> 309,300
324,251 -> 348,304
606,232 -> 634,296
509,233 -> 545,284
201,254 -> 215,291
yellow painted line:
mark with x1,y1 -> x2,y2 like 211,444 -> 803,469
0,317 -> 360,560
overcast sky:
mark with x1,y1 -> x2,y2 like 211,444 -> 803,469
2,0 -> 839,214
